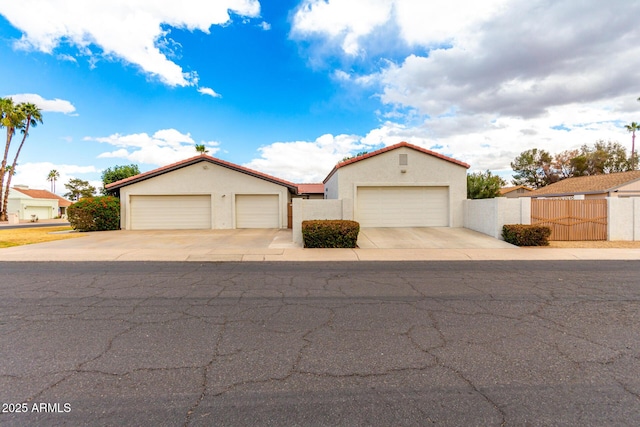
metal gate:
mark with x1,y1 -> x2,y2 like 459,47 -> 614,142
531,199 -> 607,241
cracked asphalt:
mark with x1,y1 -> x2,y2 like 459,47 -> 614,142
0,260 -> 639,426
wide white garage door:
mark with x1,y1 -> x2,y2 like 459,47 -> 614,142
130,195 -> 211,230
236,194 -> 279,228
356,186 -> 449,227
25,206 -> 52,220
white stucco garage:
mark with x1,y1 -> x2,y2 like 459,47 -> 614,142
106,156 -> 299,230
323,142 -> 469,228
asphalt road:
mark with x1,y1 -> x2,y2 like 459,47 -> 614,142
1,261 -> 639,426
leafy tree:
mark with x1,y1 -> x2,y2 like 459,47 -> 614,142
101,164 -> 140,195
47,169 -> 60,193
195,144 -> 209,154
1,102 -> 43,220
342,151 -> 368,162
467,170 -> 506,199
64,178 -> 96,201
573,140 -> 633,175
553,149 -> 579,179
511,148 -> 557,188
625,122 -> 640,170
0,97 -> 25,220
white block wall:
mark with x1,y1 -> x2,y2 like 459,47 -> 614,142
464,197 -> 531,239
292,199 -> 353,244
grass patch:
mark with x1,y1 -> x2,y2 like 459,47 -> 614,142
0,226 -> 85,248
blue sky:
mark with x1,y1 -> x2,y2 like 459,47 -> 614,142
1,0 -> 639,194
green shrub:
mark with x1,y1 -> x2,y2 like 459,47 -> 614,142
302,220 -> 360,248
67,196 -> 120,232
502,224 -> 551,246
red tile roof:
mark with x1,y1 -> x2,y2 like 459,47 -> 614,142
296,183 -> 324,194
12,187 -> 72,206
105,154 -> 300,192
499,185 -> 533,195
323,141 -> 470,183
529,170 -> 640,197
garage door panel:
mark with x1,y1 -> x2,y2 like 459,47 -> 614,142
130,195 -> 211,230
357,186 -> 448,227
25,206 -> 52,220
236,195 -> 279,228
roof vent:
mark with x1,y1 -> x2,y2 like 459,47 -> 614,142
399,154 -> 408,166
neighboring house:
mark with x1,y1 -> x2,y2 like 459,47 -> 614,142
528,170 -> 640,199
106,155 -> 299,230
323,142 -> 470,227
295,183 -> 324,200
106,142 -> 470,230
500,185 -> 533,198
7,185 -> 72,220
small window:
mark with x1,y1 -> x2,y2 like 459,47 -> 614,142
399,154 -> 408,165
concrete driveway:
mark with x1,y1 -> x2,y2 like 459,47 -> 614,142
358,227 -> 515,249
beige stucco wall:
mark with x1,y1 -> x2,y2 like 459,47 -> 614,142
328,147 -> 468,227
292,199 -> 346,244
118,161 -> 291,229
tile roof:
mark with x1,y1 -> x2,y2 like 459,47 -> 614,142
296,183 -> 324,194
499,185 -> 533,195
12,187 -> 72,206
105,154 -> 300,192
529,170 -> 640,197
323,141 -> 470,183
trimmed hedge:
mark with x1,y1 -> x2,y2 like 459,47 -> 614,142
67,196 -> 120,232
302,220 -> 360,248
502,224 -> 551,246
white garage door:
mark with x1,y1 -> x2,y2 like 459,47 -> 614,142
130,195 -> 211,230
25,206 -> 52,220
356,186 -> 449,227
236,194 -> 279,228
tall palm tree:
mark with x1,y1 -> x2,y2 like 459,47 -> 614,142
0,97 -> 25,220
195,143 -> 209,155
47,169 -> 60,192
1,102 -> 42,220
625,122 -> 640,170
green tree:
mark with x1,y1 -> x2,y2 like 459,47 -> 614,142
467,170 -> 506,199
101,164 -> 140,195
64,178 -> 96,201
573,140 -> 633,175
511,148 -> 557,188
195,144 -> 209,154
625,122 -> 640,170
1,102 -> 43,220
47,169 -> 60,193
0,97 -> 25,219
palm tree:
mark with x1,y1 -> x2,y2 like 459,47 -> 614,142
1,102 -> 42,220
195,143 -> 209,155
0,97 -> 25,220
47,169 -> 60,192
625,122 -> 640,170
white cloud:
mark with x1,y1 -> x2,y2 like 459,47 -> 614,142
259,21 -> 271,31
244,134 -> 379,183
0,0 -> 261,87
291,0 -> 507,55
91,128 -> 220,165
291,0 -> 640,180
9,162 -> 98,194
5,93 -> 76,114
198,87 -> 222,98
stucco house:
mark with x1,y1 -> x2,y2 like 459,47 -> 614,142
105,155 -> 303,230
500,185 -> 533,198
528,170 -> 640,199
323,142 -> 469,227
7,185 -> 72,220
107,142 -> 470,231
